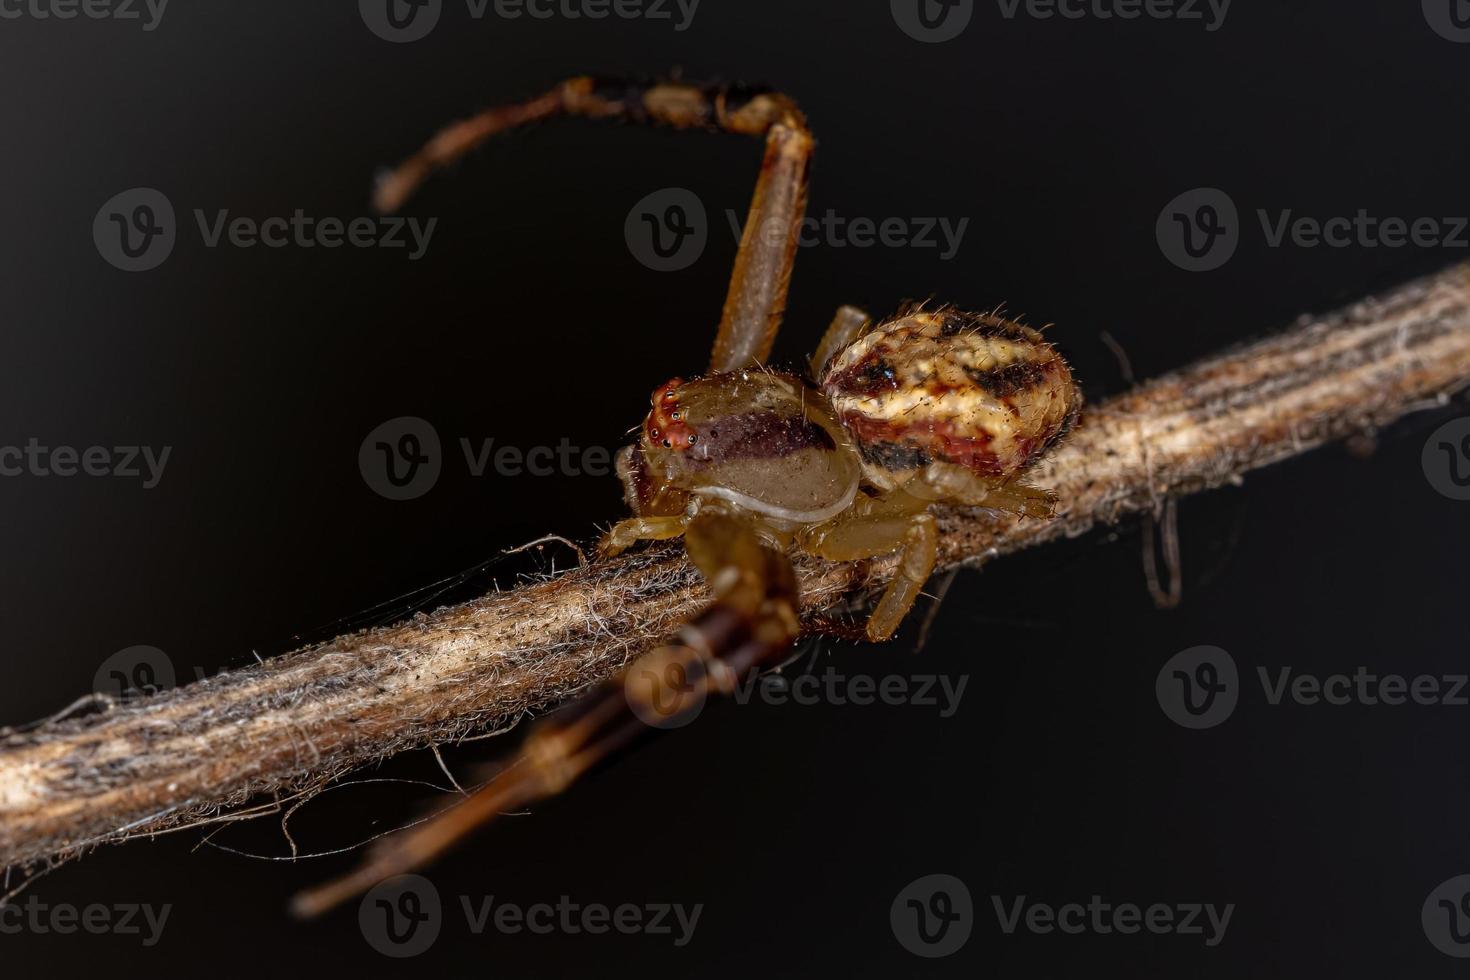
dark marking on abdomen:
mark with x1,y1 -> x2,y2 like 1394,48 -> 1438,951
965,360 -> 1048,399
859,441 -> 932,472
689,411 -> 835,466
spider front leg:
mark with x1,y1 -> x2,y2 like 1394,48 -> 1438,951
599,514 -> 690,557
797,490 -> 938,642
710,108 -> 812,372
371,75 -> 814,372
291,510 -> 799,918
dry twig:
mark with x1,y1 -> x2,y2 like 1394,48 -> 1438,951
3,262 -> 1470,872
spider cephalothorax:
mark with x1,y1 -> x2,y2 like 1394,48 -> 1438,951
297,75 -> 1083,916
619,371 -> 860,526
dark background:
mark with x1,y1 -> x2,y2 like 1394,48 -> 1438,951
2,1 -> 1469,975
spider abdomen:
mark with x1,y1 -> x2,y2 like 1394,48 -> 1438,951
820,310 -> 1081,491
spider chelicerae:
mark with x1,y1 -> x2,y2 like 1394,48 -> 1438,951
295,75 -> 1081,916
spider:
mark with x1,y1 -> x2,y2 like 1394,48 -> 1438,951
293,75 -> 1081,917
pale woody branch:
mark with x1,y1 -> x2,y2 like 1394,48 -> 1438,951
3,262 -> 1470,871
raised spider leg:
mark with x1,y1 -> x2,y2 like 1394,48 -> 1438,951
911,460 -> 1058,519
371,75 -> 813,373
291,511 -> 800,918
797,490 -> 938,642
810,304 -> 872,378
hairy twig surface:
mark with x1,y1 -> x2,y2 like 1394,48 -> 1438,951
3,262 -> 1470,871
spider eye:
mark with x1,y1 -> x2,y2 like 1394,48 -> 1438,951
687,434 -> 697,445
662,439 -> 672,448
670,412 -> 680,420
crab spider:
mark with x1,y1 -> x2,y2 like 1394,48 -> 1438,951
293,76 -> 1080,917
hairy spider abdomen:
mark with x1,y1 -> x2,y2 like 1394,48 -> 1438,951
820,310 -> 1081,491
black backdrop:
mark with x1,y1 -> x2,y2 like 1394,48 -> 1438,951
2,1 -> 1469,976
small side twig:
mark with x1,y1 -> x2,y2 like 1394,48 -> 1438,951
3,262 -> 1470,871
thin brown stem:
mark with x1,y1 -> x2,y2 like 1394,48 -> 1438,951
3,262 -> 1470,871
